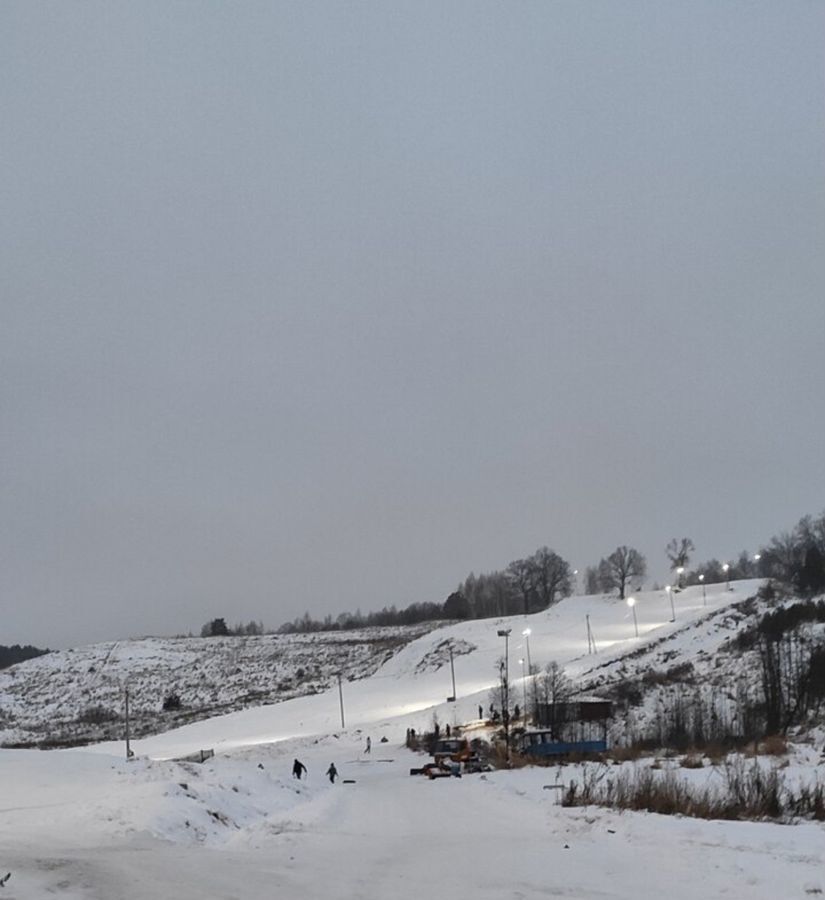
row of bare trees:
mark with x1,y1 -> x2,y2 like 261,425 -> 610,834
679,511 -> 825,598
585,536 -> 700,598
265,509 -> 825,637
585,515 -> 825,601
458,546 -> 573,620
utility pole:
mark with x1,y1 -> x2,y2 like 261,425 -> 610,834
497,629 -> 512,764
627,596 -> 639,638
521,628 -> 532,675
521,628 -> 533,723
448,646 -> 456,702
337,673 -> 346,729
124,686 -> 133,760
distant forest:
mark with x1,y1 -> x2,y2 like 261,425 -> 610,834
275,509 -> 825,635
0,644 -> 50,670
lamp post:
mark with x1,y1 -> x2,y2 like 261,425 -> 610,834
497,628 -> 512,763
665,585 -> 675,622
522,628 -> 532,675
337,673 -> 346,728
676,566 -> 685,589
627,596 -> 638,637
522,628 -> 533,723
753,553 -> 761,577
519,658 -> 527,721
723,563 -> 731,590
124,686 -> 134,760
698,573 -> 706,606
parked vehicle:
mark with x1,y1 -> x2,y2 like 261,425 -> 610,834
431,738 -> 473,764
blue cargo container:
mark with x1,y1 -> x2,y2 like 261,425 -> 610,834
520,732 -> 607,757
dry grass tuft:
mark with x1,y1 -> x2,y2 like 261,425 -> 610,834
608,745 -> 648,763
759,735 -> 789,756
561,757 -> 823,822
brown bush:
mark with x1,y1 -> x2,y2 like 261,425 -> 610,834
561,758 -> 818,822
704,744 -> 729,766
759,735 -> 788,756
608,745 -> 648,763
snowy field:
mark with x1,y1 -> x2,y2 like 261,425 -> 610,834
2,580 -> 823,898
2,740 -> 823,899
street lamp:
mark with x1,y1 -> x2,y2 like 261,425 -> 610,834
521,628 -> 532,675
698,573 -> 706,606
627,596 -> 638,637
753,553 -> 761,576
521,628 -> 533,724
518,658 -> 527,721
665,585 -> 675,622
497,628 -> 512,763
124,685 -> 134,760
722,563 -> 731,590
676,566 -> 685,589
337,673 -> 346,728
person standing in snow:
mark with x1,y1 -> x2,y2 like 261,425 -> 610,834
292,759 -> 307,779
365,736 -> 371,754
326,763 -> 338,783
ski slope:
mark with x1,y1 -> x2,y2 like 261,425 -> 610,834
87,579 -> 761,759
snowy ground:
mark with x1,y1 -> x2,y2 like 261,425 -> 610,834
2,739 -> 823,899
2,579 -> 823,898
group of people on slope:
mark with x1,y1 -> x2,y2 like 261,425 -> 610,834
293,758 -> 337,783
292,735 -> 371,784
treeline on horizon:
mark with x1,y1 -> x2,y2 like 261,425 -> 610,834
0,644 -> 50,670
275,509 -> 825,635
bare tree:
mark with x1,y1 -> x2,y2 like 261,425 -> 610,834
597,546 -> 647,600
666,537 -> 695,572
507,558 -> 539,616
760,512 -> 825,595
535,661 -> 574,738
584,565 -> 600,595
531,547 -> 573,609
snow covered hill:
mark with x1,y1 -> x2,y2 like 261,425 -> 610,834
1,578 -> 771,754
2,579 -> 824,900
0,624 -> 437,748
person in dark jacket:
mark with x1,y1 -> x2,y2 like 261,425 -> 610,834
326,763 -> 338,783
292,759 -> 307,779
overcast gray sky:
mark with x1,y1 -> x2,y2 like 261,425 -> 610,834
2,2 -> 824,649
